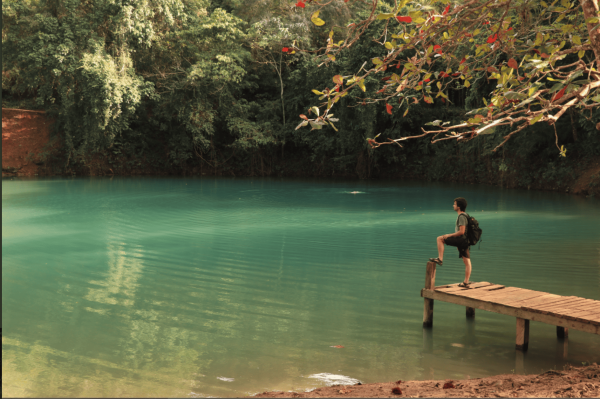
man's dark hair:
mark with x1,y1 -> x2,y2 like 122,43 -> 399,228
454,197 -> 467,212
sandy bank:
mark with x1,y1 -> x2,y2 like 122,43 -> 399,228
247,363 -> 599,398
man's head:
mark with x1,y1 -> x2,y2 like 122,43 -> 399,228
454,197 -> 467,212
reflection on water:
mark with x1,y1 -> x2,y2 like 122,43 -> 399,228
2,177 -> 600,397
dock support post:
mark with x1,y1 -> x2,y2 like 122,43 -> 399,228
516,318 -> 530,351
556,326 -> 568,359
466,307 -> 475,318
556,326 -> 568,339
423,261 -> 436,328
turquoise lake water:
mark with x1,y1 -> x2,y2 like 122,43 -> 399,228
2,177 -> 600,397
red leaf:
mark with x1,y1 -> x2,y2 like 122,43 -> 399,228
443,4 -> 450,15
541,53 -> 550,59
532,49 -> 541,55
396,62 -> 401,69
377,88 -> 385,94
433,44 -> 442,54
335,85 -> 340,92
396,16 -> 412,23
464,33 -> 472,37
487,34 -> 498,43
441,98 -> 445,103
460,57 -> 466,64
483,21 -> 490,25
443,382 -> 455,389
552,86 -> 566,102
282,47 -> 289,52
439,71 -> 449,78
424,78 -> 430,82
295,1 -> 305,7
507,58 -> 518,69
508,27 -> 513,31
391,387 -> 402,395
299,114 -> 308,120
386,103 -> 393,114
395,380 -> 403,384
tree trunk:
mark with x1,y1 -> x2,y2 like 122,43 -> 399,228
570,109 -> 578,142
581,0 -> 600,70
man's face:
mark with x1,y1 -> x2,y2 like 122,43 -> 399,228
453,201 -> 458,211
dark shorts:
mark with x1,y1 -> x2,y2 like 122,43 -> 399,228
444,235 -> 470,259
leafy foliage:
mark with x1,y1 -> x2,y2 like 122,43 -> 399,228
295,0 -> 600,155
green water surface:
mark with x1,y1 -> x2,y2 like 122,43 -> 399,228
2,177 -> 600,397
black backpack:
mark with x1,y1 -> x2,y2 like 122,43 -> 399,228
461,213 -> 482,246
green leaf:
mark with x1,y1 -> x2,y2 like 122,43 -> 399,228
312,90 -> 324,95
309,121 -> 323,130
376,13 -> 395,20
333,75 -> 344,85
385,42 -> 394,50
328,121 -> 338,131
295,120 -> 309,130
585,17 -> 599,24
311,11 -> 325,26
529,114 -> 543,125
358,79 -> 366,92
535,32 -> 543,46
311,106 -> 320,117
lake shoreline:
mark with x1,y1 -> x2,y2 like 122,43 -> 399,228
247,363 -> 599,398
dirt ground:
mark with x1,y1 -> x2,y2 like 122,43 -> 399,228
248,363 -> 599,398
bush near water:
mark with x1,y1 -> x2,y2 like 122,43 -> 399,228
2,0 -> 600,196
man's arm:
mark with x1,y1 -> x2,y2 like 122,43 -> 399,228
444,225 -> 466,239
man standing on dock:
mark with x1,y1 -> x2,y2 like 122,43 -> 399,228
430,197 -> 472,288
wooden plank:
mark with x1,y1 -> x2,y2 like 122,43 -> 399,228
540,310 -> 600,325
421,289 -> 600,334
464,286 -> 523,297
566,308 -> 600,317
435,281 -> 493,292
557,301 -> 600,311
493,290 -> 551,304
454,287 -> 528,303
506,294 -> 563,307
517,295 -> 577,308
528,302 -> 597,315
434,283 -> 460,290
501,292 -> 561,306
526,298 -> 589,311
442,285 -> 515,298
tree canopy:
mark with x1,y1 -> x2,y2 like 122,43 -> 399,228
295,0 -> 600,156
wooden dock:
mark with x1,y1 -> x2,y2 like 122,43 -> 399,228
420,262 -> 600,351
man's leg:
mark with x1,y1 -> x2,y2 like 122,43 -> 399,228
462,256 -> 472,283
436,236 -> 445,261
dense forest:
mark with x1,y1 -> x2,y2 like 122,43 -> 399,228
2,0 -> 600,194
